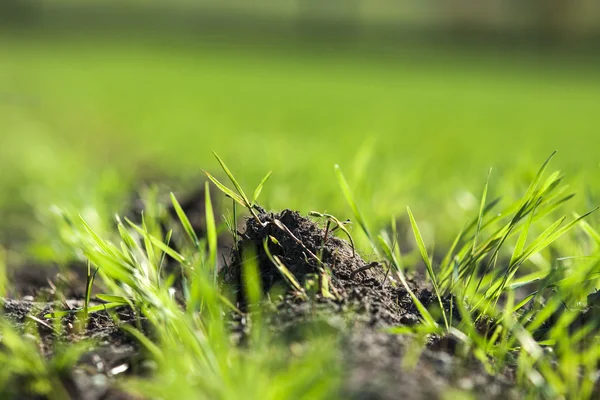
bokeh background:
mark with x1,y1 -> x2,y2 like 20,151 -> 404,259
1,1 -> 599,262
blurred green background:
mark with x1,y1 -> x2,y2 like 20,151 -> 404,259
1,0 -> 599,261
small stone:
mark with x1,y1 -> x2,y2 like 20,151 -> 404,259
400,314 -> 419,326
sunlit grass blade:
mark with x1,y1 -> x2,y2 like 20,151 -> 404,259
378,234 -> 437,328
252,170 -> 272,206
519,150 -> 557,209
141,215 -> 157,275
121,325 -> 165,363
96,294 -> 130,303
84,262 -> 99,320
510,198 -> 541,267
473,168 -> 492,256
203,170 -> 245,206
125,217 -> 186,264
262,238 -> 306,297
439,228 -> 464,289
79,215 -> 121,259
506,278 -> 540,292
513,207 -> 599,269
576,215 -> 600,246
212,151 -> 251,205
218,294 -> 243,316
158,230 -> 173,277
538,171 -> 562,197
171,192 -> 200,249
407,206 -> 448,329
205,182 -> 218,281
513,291 -> 537,312
84,250 -> 135,287
334,164 -> 376,252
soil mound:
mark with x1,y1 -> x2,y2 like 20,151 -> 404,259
225,209 -> 382,290
223,209 -> 519,399
224,209 -> 414,327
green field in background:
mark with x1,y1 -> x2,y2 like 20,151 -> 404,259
1,34 -> 599,257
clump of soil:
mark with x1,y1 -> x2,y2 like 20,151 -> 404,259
224,209 -> 519,399
225,209 -> 386,298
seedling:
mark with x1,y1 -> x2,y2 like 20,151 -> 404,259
407,206 -> 449,330
263,238 -> 307,300
309,211 -> 355,257
203,151 -> 271,226
335,164 -> 437,328
83,261 -> 100,322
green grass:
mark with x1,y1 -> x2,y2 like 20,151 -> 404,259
1,32 -> 600,399
1,34 -> 600,253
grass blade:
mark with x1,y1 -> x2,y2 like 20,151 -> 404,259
96,294 -> 130,303
212,151 -> 251,206
514,207 -> 599,269
125,218 -> 186,264
252,170 -> 272,206
519,150 -> 557,209
510,198 -> 541,266
203,171 -> 245,206
263,238 -> 306,296
79,215 -> 121,259
378,234 -> 438,328
121,325 -> 165,362
473,168 -> 492,256
407,207 -> 448,329
84,250 -> 135,287
334,164 -> 376,252
170,192 -> 200,249
205,182 -> 218,281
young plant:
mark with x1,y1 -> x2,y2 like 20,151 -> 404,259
407,206 -> 449,330
334,164 -> 438,329
203,151 -> 271,226
63,177 -> 340,400
308,211 -> 355,257
263,238 -> 307,300
83,261 -> 99,322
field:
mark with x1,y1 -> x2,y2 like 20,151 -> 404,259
1,32 -> 600,399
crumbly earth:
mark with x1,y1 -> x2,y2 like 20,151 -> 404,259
225,209 -> 520,399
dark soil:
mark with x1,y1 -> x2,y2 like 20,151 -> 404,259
224,209 -> 520,399
7,261 -> 98,300
1,297 -> 142,400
